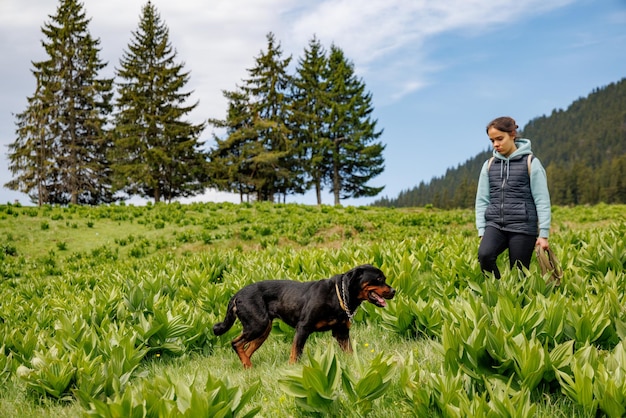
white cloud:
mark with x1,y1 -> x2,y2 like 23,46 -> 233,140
281,0 -> 576,102
288,0 -> 575,66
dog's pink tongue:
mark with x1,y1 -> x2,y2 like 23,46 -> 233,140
374,293 -> 386,306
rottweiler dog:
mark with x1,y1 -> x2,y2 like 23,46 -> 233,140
213,264 -> 395,368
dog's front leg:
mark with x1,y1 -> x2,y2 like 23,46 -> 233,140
290,327 -> 311,364
332,327 -> 352,353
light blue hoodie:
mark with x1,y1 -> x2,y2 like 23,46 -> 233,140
475,138 -> 551,238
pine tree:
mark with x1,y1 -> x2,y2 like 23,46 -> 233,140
7,81 -> 54,206
325,45 -> 385,205
291,36 -> 332,205
241,32 -> 296,201
6,0 -> 114,205
209,32 -> 296,202
112,1 -> 207,203
207,89 -> 258,202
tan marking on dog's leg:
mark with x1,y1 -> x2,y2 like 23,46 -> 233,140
232,335 -> 252,368
289,341 -> 299,364
244,322 -> 272,358
339,338 -> 352,352
333,328 -> 353,353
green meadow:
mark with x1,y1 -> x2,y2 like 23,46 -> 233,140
0,202 -> 625,417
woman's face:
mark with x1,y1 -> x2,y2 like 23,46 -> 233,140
487,127 -> 517,157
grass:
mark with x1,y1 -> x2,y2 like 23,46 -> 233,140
113,326 -> 446,417
0,202 -> 624,417
45,325 -> 590,417
0,202 -> 620,263
0,320 -> 442,417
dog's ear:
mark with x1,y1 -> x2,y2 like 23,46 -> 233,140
357,264 -> 382,276
345,264 -> 374,290
345,264 -> 382,282
344,266 -> 360,281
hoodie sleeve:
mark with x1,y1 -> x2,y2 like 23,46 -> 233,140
530,158 -> 551,238
475,160 -> 490,236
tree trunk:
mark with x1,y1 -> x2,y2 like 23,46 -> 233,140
333,161 -> 340,206
315,180 -> 322,205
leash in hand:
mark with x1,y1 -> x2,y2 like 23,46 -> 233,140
535,245 -> 563,286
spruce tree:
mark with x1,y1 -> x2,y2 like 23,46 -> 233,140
6,0 -> 114,205
8,82 -> 54,206
241,32 -> 296,201
112,1 -> 207,203
325,45 -> 385,205
291,36 -> 332,205
209,32 -> 296,202
207,89 -> 258,202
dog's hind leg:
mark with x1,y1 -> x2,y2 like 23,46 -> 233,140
232,335 -> 253,368
232,320 -> 272,368
244,321 -> 272,358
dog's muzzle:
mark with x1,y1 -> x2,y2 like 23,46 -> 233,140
368,286 -> 395,307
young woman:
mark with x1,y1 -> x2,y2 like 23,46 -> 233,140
475,116 -> 551,278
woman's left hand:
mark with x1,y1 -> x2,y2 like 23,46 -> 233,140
536,237 -> 549,250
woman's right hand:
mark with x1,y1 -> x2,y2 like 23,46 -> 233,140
536,237 -> 549,250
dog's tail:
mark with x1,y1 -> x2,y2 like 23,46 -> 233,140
213,297 -> 237,336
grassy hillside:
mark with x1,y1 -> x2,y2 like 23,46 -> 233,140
0,201 -> 476,271
1,202 -> 625,417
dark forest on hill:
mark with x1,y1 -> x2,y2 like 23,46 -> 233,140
372,78 -> 626,209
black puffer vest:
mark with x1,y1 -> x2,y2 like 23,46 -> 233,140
484,154 -> 538,236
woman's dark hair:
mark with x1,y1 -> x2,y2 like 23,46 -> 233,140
486,116 -> 518,135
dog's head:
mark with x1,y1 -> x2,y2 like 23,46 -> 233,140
345,264 -> 395,308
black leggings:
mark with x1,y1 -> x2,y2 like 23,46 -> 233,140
478,226 -> 537,279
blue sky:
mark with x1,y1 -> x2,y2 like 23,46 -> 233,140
0,0 -> 624,206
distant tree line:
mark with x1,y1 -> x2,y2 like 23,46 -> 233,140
5,0 -> 384,206
373,78 -> 626,208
